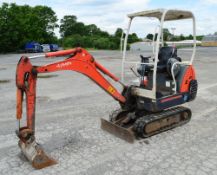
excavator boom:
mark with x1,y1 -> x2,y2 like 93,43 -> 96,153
16,48 -> 127,169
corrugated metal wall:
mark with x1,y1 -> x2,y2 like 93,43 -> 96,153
202,35 -> 217,46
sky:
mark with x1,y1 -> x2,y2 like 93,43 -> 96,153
0,0 -> 217,38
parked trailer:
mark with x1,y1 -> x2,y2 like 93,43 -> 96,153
50,44 -> 59,51
25,42 -> 42,53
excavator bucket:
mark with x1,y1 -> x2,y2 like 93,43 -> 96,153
101,118 -> 135,143
18,140 -> 57,169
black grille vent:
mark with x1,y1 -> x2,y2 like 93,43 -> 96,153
188,80 -> 198,101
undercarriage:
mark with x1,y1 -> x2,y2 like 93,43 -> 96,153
101,106 -> 191,142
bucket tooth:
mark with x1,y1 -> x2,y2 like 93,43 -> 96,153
18,140 -> 57,169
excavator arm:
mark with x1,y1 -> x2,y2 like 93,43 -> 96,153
16,48 -> 126,169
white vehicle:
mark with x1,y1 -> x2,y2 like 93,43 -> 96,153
41,44 -> 50,52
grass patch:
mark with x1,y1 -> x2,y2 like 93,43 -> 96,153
38,74 -> 58,79
0,79 -> 10,84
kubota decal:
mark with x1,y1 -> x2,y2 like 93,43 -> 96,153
56,62 -> 72,68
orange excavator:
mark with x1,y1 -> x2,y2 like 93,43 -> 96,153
16,9 -> 198,169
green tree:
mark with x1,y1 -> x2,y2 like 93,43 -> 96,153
0,3 -> 58,52
60,15 -> 123,50
163,28 -> 172,41
146,33 -> 153,40
60,15 -> 77,37
179,34 -> 185,40
60,14 -> 143,50
63,34 -> 85,48
74,22 -> 86,36
99,31 -> 110,37
114,28 -> 123,38
93,37 -> 110,49
186,34 -> 193,40
60,16 -> 110,38
86,24 -> 100,36
196,35 -> 204,41
128,33 -> 140,43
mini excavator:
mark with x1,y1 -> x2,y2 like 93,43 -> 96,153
16,9 -> 198,169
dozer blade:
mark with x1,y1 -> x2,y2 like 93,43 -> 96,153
101,118 -> 135,143
18,140 -> 57,169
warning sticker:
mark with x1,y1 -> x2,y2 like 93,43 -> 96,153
108,86 -> 115,94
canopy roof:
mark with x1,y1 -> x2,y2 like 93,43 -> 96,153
128,9 -> 194,21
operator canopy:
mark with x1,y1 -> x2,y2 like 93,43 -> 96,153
128,9 -> 194,21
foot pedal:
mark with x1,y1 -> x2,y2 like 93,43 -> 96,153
19,140 -> 57,169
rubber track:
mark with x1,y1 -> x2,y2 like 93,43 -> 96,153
133,106 -> 192,138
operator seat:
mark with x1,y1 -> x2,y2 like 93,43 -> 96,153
154,46 -> 182,97
137,46 -> 182,77
157,46 -> 181,73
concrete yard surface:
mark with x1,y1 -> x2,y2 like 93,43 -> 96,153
0,47 -> 217,175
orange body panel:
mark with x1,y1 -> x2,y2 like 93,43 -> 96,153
37,49 -> 125,103
16,89 -> 23,120
45,48 -> 79,57
16,56 -> 37,130
180,65 -> 196,93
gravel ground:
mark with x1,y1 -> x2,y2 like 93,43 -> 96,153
0,47 -> 217,175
